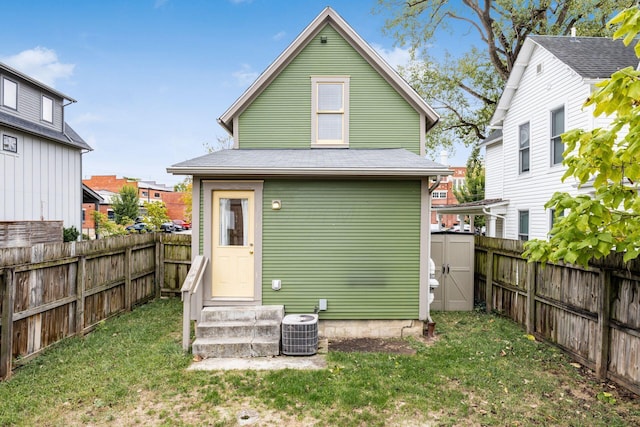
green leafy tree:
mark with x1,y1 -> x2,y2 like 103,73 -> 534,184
143,201 -> 170,231
523,6 -> 640,267
453,144 -> 485,227
93,211 -> 127,237
378,0 -> 631,155
111,185 -> 139,225
175,177 -> 193,224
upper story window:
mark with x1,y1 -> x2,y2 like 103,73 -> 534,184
518,210 -> 529,241
2,134 -> 17,153
311,76 -> 349,146
154,192 -> 160,198
141,191 -> 148,197
551,107 -> 565,165
519,122 -> 530,174
42,95 -> 53,123
2,77 -> 17,110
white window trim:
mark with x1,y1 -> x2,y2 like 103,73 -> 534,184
42,95 -> 53,123
2,77 -> 18,110
518,209 -> 529,241
519,122 -> 530,175
311,76 -> 349,147
550,106 -> 565,166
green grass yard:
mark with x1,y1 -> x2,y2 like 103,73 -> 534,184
0,299 -> 638,426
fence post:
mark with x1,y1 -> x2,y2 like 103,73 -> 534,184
526,262 -> 536,334
75,256 -> 86,336
595,268 -> 612,379
156,235 -> 163,299
124,246 -> 132,311
1,268 -> 15,380
485,250 -> 494,312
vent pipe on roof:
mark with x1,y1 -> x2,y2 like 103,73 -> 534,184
440,150 -> 449,166
571,27 -> 577,37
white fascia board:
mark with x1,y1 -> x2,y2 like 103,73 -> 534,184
167,166 -> 452,178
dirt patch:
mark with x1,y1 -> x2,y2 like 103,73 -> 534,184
328,337 -> 426,355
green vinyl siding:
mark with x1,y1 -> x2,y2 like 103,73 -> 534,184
239,25 -> 422,154
261,179 -> 421,319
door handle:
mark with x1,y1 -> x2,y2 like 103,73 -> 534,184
442,265 -> 446,275
249,243 -> 254,254
446,264 -> 450,275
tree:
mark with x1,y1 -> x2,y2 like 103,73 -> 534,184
143,201 -> 170,231
523,6 -> 640,267
92,211 -> 127,237
111,185 -> 140,225
379,0 -> 631,154
175,177 -> 193,223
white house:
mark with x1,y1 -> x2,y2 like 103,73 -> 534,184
438,35 -> 637,241
0,62 -> 91,233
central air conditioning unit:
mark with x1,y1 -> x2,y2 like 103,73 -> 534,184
281,314 -> 319,356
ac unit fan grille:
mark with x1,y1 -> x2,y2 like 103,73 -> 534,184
281,314 -> 318,356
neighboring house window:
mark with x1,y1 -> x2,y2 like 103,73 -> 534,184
154,192 -> 160,198
311,76 -> 349,146
519,122 -> 530,174
549,208 -> 564,232
82,209 -> 86,222
42,95 -> 53,123
107,209 -> 115,220
2,135 -> 17,153
518,210 -> 529,241
2,78 -> 17,109
142,191 -> 148,197
432,191 -> 447,199
551,107 -> 565,165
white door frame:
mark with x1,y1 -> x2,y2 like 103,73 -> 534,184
201,180 -> 263,306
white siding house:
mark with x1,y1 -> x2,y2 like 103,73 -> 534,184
0,62 -> 91,233
481,36 -> 637,241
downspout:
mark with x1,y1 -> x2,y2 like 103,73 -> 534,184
425,175 -> 442,324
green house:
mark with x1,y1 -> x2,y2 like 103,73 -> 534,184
169,7 -> 449,344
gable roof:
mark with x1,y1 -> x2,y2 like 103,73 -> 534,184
0,62 -> 76,103
490,35 -> 638,127
168,148 -> 450,178
217,7 -> 439,134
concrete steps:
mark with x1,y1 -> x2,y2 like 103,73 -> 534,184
192,306 -> 284,358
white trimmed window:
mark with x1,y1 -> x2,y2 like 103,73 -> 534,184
42,95 -> 53,123
518,210 -> 529,241
311,76 -> 349,146
2,134 -> 17,153
551,107 -> 565,165
2,78 -> 17,109
519,122 -> 530,174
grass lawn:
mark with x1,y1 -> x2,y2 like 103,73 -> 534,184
0,298 -> 638,426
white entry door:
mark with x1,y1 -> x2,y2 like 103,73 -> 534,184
212,190 -> 255,299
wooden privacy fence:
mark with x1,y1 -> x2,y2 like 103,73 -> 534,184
0,233 -> 191,380
475,236 -> 640,395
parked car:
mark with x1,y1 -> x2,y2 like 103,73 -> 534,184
160,222 -> 175,233
172,219 -> 190,230
126,223 -> 152,233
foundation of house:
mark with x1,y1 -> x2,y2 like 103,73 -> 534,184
318,320 -> 424,339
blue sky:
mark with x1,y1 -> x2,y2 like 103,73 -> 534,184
1,0 -> 472,186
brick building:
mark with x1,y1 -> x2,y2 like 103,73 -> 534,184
81,175 -> 188,235
430,155 -> 467,230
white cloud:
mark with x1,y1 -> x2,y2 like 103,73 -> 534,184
232,64 -> 259,87
1,47 -> 74,87
371,44 -> 412,71
273,31 -> 286,41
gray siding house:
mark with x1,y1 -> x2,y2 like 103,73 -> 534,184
0,62 -> 91,235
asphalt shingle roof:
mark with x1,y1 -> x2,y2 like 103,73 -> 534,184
529,36 -> 638,79
0,111 -> 91,151
168,148 -> 450,178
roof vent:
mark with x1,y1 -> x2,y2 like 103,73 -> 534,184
536,63 -> 543,74
570,27 -> 577,38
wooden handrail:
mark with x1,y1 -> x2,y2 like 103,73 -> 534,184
182,255 -> 207,351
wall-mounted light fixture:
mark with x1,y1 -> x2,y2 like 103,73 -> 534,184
271,200 -> 282,210
320,36 -> 328,44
